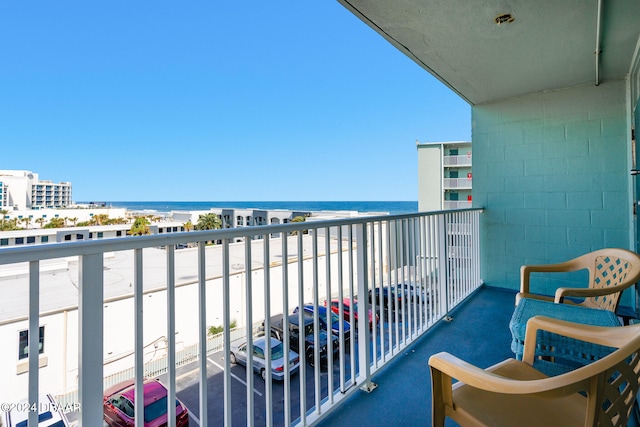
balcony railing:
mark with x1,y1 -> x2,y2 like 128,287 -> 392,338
0,208 -> 482,426
443,200 -> 473,210
442,155 -> 472,167
442,177 -> 472,189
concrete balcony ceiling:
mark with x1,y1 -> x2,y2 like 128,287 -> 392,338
338,0 -> 640,105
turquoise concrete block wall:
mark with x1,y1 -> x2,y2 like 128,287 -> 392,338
472,80 -> 635,306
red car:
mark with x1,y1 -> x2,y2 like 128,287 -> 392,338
103,378 -> 189,427
325,298 -> 378,328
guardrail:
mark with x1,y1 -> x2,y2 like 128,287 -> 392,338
0,208 -> 483,426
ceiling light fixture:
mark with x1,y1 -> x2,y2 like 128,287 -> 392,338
495,13 -> 515,25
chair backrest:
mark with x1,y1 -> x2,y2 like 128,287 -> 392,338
583,249 -> 640,311
597,352 -> 640,426
523,318 -> 640,426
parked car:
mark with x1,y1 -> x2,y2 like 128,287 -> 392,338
229,336 -> 300,380
368,286 -> 402,309
295,305 -> 351,346
395,283 -> 433,304
103,378 -> 189,427
1,394 -> 71,427
325,298 -> 379,329
267,313 -> 339,366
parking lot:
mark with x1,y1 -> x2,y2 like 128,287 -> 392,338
165,338 -> 356,426
160,304 -> 428,426
74,296 -> 431,427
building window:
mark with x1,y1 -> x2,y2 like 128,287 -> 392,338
116,231 -> 122,237
16,237 -> 24,245
64,234 -> 71,241
97,232 -> 103,238
18,326 -> 45,360
41,236 -> 49,243
0,238 -> 8,246
26,236 -> 35,244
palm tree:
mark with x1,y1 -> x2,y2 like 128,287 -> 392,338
184,220 -> 193,232
195,213 -> 222,231
69,217 -> 78,227
0,209 -> 8,230
44,217 -> 65,228
21,217 -> 32,229
91,214 -> 109,226
130,216 -> 151,236
35,217 -> 46,228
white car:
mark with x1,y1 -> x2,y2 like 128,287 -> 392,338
229,336 -> 300,380
1,394 -> 70,427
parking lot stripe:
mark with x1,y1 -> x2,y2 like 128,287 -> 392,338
208,357 -> 263,397
189,412 -> 201,426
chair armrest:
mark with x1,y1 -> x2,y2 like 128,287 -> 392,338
554,285 -> 631,304
429,352 -> 586,396
522,315 -> 634,362
520,260 -> 580,294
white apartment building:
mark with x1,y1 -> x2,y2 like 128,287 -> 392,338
417,141 -> 472,211
0,170 -> 72,210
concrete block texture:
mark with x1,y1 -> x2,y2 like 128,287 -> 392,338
474,79 -> 632,301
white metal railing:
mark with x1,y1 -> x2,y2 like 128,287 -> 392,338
0,208 -> 483,427
442,155 -> 472,166
443,177 -> 472,189
443,200 -> 473,210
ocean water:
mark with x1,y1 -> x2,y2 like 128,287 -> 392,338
98,201 -> 418,215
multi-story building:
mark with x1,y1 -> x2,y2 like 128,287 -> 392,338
0,181 -> 7,209
0,170 -> 72,210
31,180 -> 72,209
417,141 -> 472,211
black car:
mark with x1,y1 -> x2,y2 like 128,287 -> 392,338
266,313 -> 338,366
394,283 -> 433,304
368,286 -> 403,309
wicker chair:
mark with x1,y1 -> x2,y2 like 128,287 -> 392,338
429,316 -> 640,427
516,248 -> 640,312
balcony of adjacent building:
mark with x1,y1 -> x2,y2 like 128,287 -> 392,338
443,190 -> 472,210
442,154 -> 472,168
442,176 -> 472,190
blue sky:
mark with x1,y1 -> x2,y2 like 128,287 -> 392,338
0,2 -> 470,202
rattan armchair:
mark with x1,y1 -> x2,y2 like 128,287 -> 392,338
517,248 -> 640,312
429,316 -> 640,427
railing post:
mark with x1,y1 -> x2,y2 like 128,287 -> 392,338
78,253 -> 104,426
166,246 -> 176,427
198,242 -> 208,425
27,261 -> 40,427
437,214 -> 450,317
356,223 -> 377,392
134,248 -> 144,427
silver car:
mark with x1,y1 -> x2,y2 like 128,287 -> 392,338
229,336 -> 300,381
